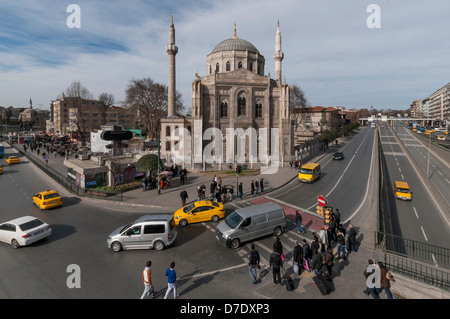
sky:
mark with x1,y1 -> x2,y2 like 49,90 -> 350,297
0,0 -> 449,112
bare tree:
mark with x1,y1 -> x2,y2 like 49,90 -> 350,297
98,93 -> 115,126
290,84 -> 308,129
124,77 -> 184,138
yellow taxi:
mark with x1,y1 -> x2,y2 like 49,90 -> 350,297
6,156 -> 20,164
33,190 -> 63,210
394,181 -> 412,201
437,135 -> 446,141
174,200 -> 225,226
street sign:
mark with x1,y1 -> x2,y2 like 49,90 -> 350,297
317,195 -> 327,207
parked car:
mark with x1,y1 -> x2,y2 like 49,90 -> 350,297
0,216 -> 51,248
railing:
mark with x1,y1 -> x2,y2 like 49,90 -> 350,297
375,231 -> 450,270
384,253 -> 450,292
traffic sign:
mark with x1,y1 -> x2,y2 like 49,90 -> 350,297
317,195 -> 327,207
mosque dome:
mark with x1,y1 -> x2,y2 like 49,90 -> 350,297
211,37 -> 259,54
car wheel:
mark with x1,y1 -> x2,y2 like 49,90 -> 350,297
11,239 -> 20,249
274,226 -> 283,237
154,240 -> 165,251
111,241 -> 122,252
211,215 -> 219,222
179,219 -> 188,227
230,238 -> 240,249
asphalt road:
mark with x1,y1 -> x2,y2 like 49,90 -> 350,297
379,125 -> 450,253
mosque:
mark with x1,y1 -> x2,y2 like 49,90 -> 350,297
160,15 -> 293,171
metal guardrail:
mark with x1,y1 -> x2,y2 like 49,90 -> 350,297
384,253 -> 450,292
375,231 -> 450,270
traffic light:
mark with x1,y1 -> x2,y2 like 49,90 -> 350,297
324,207 -> 333,224
316,205 -> 323,216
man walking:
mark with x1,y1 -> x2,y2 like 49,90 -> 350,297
164,262 -> 179,299
337,229 -> 347,261
180,189 -> 188,206
269,250 -> 283,284
140,261 -> 154,299
347,224 -> 358,252
248,244 -> 260,284
295,210 -> 305,233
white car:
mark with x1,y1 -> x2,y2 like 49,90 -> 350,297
0,216 -> 51,249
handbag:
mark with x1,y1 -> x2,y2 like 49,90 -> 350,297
281,253 -> 285,262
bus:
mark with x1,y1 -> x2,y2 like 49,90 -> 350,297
0,145 -> 4,158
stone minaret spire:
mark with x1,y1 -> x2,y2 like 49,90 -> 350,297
166,12 -> 178,117
273,20 -> 284,84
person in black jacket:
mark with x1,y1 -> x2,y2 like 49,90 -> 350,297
248,244 -> 260,284
269,250 -> 283,284
337,230 -> 347,261
347,224 -> 358,252
293,240 -> 303,275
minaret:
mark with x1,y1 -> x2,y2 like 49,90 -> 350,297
273,20 -> 284,84
166,13 -> 178,117
29,98 -> 33,109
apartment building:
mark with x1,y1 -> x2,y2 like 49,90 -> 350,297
428,83 -> 450,120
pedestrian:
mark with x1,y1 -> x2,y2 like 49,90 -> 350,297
311,249 -> 323,275
229,185 -> 234,201
347,224 -> 358,252
140,261 -> 155,299
311,232 -> 320,253
255,179 -> 260,195
363,259 -> 380,299
180,172 -> 185,185
318,226 -> 326,253
180,189 -> 188,206
221,185 -> 227,203
248,244 -> 260,284
295,210 -> 305,233
259,178 -> 264,193
293,240 -> 303,275
302,239 -> 312,272
273,236 -> 283,254
251,180 -> 255,196
238,182 -> 243,199
337,229 -> 346,261
269,250 -> 283,284
164,262 -> 179,299
290,160 -> 293,169
324,248 -> 335,279
197,186 -> 202,201
201,184 -> 206,199
377,262 -> 395,299
335,208 -> 341,227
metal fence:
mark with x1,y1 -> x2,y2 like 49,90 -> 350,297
384,253 -> 450,292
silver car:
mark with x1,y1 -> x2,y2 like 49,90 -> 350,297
107,214 -> 177,252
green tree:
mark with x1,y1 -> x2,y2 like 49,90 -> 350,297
136,154 -> 162,175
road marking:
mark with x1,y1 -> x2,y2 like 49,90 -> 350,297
420,226 -> 428,242
179,263 -> 248,280
413,206 -> 419,219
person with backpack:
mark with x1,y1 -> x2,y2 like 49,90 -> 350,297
248,244 -> 260,284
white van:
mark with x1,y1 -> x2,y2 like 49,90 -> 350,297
216,202 -> 286,249
107,214 -> 177,252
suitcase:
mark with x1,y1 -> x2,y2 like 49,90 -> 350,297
283,270 -> 294,291
313,275 -> 331,295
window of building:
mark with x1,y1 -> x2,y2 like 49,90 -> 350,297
215,63 -> 220,73
255,102 -> 263,118
166,126 -> 171,137
249,62 -> 253,72
226,61 -> 230,71
238,93 -> 246,116
166,141 -> 171,151
238,61 -> 242,69
220,102 -> 228,118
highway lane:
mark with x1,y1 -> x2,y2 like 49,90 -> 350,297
0,143 -> 249,299
393,122 -> 450,211
269,127 -> 376,225
379,126 -> 450,253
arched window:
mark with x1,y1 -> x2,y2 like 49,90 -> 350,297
215,63 -> 220,73
238,93 -> 246,116
166,126 -> 171,137
165,141 -> 171,151
249,62 -> 253,72
238,61 -> 242,69
255,101 -> 263,118
220,102 -> 228,118
174,126 -> 179,135
226,61 -> 230,71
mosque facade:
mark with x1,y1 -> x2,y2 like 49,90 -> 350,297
160,17 -> 293,171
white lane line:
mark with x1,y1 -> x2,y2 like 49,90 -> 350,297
420,226 -> 428,242
413,206 -> 419,219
